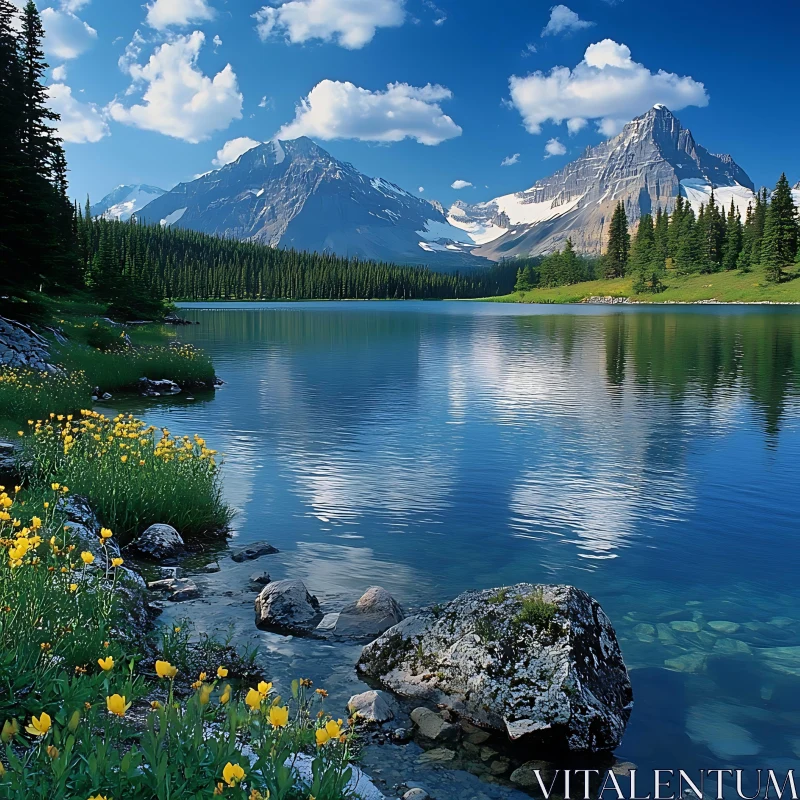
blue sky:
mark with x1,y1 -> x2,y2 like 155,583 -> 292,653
29,0 -> 800,206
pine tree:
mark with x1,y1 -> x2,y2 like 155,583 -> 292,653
514,266 -> 531,292
738,203 -> 754,272
762,173 -> 799,283
630,213 -> 664,293
675,207 -> 701,273
559,238 -> 584,284
722,198 -> 743,271
0,0 -> 26,292
654,207 -> 669,269
751,188 -> 768,267
667,194 -> 687,260
604,201 -> 630,278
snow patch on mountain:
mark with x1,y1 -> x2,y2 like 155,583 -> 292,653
680,179 -> 755,218
416,218 -> 474,244
160,208 -> 187,227
91,184 -> 167,221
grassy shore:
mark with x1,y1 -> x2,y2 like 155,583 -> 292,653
488,267 -> 800,305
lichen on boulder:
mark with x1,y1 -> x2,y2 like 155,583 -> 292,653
357,583 -> 633,753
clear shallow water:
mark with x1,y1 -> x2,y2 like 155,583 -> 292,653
116,302 -> 800,796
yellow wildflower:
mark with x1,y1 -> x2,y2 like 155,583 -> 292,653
198,684 -> 213,706
25,713 -> 51,737
268,705 -> 289,728
155,660 -> 178,679
111,557 -> 124,568
1,718 -> 19,742
315,719 -> 343,746
217,665 -> 228,678
100,528 -> 113,539
244,688 -> 261,711
69,584 -> 78,592
80,551 -> 95,565
219,685 -> 231,705
106,694 -> 131,717
257,681 -> 272,698
98,656 -> 114,671
222,762 -> 245,787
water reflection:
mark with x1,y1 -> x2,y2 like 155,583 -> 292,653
119,302 -> 800,792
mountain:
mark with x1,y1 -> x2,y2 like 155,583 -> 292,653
793,181 -> 800,207
136,138 -> 482,269
449,106 -> 756,259
90,185 -> 167,221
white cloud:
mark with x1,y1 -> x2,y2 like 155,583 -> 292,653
48,82 -> 109,143
52,64 -> 68,81
541,5 -> 594,37
213,136 -> 261,167
423,0 -> 445,25
146,0 -> 214,30
278,80 -> 461,146
566,117 -> 587,134
418,186 -> 424,192
451,179 -> 472,190
254,0 -> 405,49
41,7 -> 97,60
258,95 -> 274,109
501,153 -> 520,166
522,42 -> 537,56
61,0 -> 91,11
212,34 -> 222,48
509,40 -> 709,136
544,137 -> 566,157
108,31 -> 243,143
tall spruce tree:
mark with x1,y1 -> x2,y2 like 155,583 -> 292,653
762,173 -> 799,283
738,203 -> 755,272
604,201 -> 630,278
653,207 -> 669,269
630,213 -> 663,293
722,198 -> 743,271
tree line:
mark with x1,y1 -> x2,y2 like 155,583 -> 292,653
0,0 -> 76,297
515,175 -> 799,293
79,215 -> 518,306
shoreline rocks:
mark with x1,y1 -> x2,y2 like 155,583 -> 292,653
254,579 -> 322,635
357,583 -> 633,754
316,586 -> 405,641
127,523 -> 186,561
0,315 -> 57,372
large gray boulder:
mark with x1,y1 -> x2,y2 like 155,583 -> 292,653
357,584 -> 633,753
128,523 -> 185,561
254,579 -> 322,635
316,586 -> 404,640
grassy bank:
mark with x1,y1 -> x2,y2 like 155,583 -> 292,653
489,267 -> 800,305
0,486 -> 358,799
0,295 -> 214,433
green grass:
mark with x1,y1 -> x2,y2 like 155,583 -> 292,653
55,340 -> 215,393
20,410 -> 232,541
513,590 -> 558,631
488,266 -> 800,305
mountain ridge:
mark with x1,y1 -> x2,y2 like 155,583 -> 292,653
449,105 -> 755,259
136,137 -> 483,269
91,184 -> 167,221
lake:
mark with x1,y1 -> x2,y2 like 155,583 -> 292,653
116,301 -> 800,799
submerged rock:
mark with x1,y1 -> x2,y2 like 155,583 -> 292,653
254,579 -> 322,635
410,707 -> 460,743
128,523 -> 185,561
139,377 -> 181,397
357,583 -> 633,753
231,541 -> 279,562
315,586 -> 404,640
347,690 -> 397,724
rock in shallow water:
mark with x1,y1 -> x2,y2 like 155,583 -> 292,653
357,583 -> 633,753
231,541 -> 279,562
315,586 -> 404,640
347,690 -> 397,723
128,523 -> 185,561
254,579 -> 321,635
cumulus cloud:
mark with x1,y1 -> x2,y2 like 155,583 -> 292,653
501,153 -> 520,166
41,7 -> 97,60
451,179 -> 472,190
541,5 -> 594,37
509,39 -> 709,136
253,0 -> 405,49
213,136 -> 262,167
48,82 -> 109,143
277,80 -> 461,146
52,64 -> 68,81
146,0 -> 215,30
544,137 -> 566,157
108,31 -> 243,143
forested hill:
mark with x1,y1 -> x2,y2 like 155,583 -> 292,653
80,216 -> 518,301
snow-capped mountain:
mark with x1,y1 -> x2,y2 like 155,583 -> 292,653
136,138 -> 482,269
793,181 -> 800,207
449,106 -> 756,258
90,185 -> 167,221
